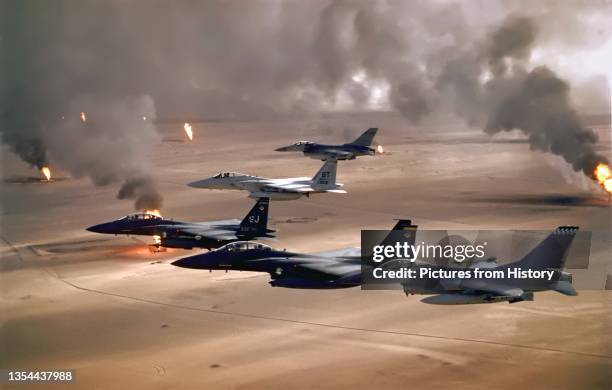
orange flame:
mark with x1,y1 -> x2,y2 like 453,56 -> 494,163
80,111 -> 87,122
41,166 -> 51,181
144,209 -> 162,218
594,163 -> 612,194
377,145 -> 384,154
183,122 -> 193,141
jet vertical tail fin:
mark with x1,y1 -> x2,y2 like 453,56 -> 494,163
552,281 -> 578,296
380,219 -> 418,247
513,226 -> 579,270
349,128 -> 378,147
238,198 -> 273,238
365,219 -> 418,266
312,160 -> 339,189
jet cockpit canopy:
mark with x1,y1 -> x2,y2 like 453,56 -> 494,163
122,212 -> 162,221
215,241 -> 271,252
212,172 -> 245,179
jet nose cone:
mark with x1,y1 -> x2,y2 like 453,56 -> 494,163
171,258 -> 187,268
86,223 -> 110,234
275,146 -> 291,152
188,178 -> 212,188
171,257 -> 199,269
171,253 -> 216,269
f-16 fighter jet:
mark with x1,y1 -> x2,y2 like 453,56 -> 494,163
275,127 -> 378,160
401,226 -> 579,304
187,160 -> 345,201
86,198 -> 274,250
171,219 -> 417,289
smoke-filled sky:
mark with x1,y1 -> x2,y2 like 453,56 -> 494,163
1,0 -> 611,207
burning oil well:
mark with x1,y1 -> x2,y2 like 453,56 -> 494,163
183,123 -> 194,141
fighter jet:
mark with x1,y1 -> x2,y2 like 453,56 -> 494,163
400,226 -> 579,304
275,127 -> 378,160
187,160 -> 345,201
86,198 -> 274,250
171,219 -> 417,288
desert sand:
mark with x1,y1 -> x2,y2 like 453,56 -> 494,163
1,113 -> 611,389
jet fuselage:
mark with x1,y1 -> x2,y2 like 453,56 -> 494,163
276,142 -> 374,160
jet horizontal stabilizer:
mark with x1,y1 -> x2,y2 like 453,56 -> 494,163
552,281 -> 578,296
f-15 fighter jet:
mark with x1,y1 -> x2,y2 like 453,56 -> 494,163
171,219 -> 417,289
401,226 -> 579,304
275,127 -> 378,160
187,160 -> 345,201
86,198 -> 274,250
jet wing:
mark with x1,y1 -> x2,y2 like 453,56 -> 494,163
264,254 -> 359,280
459,279 -> 525,298
321,149 -> 352,157
297,260 -> 360,278
313,247 -> 360,258
196,219 -> 241,226
261,182 -> 314,193
239,178 -> 313,193
156,222 -> 239,241
180,228 -> 238,241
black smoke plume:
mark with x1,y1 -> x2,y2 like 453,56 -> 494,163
44,95 -> 163,209
485,66 -> 608,175
434,15 -> 609,177
118,176 -> 163,211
